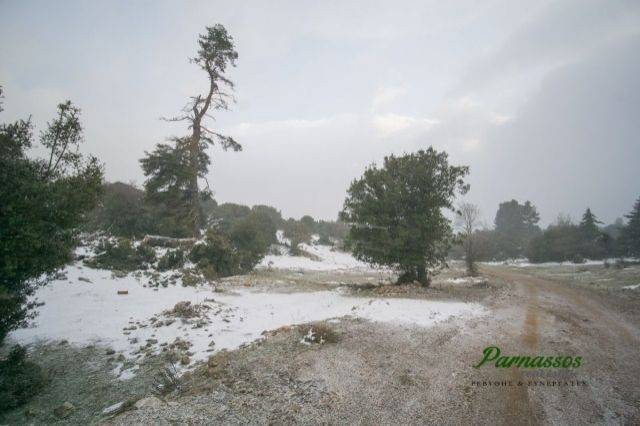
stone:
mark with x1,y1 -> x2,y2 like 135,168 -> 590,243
53,402 -> 75,419
101,401 -> 125,415
117,290 -> 128,295
134,396 -> 163,410
106,348 -> 116,355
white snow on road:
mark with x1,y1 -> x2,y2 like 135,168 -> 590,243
10,262 -> 485,377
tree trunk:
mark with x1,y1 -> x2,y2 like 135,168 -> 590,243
189,122 -> 202,239
397,265 -> 430,287
416,264 -> 430,287
187,75 -> 217,239
465,238 -> 477,276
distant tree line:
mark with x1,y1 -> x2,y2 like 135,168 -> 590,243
456,198 -> 640,263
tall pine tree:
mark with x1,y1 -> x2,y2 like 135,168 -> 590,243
141,24 -> 241,238
578,208 -> 606,259
579,208 -> 602,239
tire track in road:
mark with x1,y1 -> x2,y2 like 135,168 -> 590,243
480,267 -> 541,424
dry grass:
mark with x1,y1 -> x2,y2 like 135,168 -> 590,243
298,322 -> 340,344
165,301 -> 208,319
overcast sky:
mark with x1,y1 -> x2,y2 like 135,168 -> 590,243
1,0 -> 639,225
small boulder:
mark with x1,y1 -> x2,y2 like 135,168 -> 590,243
101,401 -> 125,416
53,402 -> 75,419
106,348 -> 115,355
134,396 -> 163,410
117,290 -> 129,295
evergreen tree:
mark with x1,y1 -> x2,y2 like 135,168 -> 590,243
494,199 -> 541,258
578,208 -> 606,259
141,24 -> 241,238
0,98 -> 103,344
89,182 -> 154,238
579,208 -> 602,239
340,148 -> 469,286
621,196 -> 640,256
140,138 -> 209,237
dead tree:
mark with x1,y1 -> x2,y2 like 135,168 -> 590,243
457,202 -> 481,276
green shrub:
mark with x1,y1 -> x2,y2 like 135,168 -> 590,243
0,345 -> 46,413
571,254 -> 585,264
157,249 -> 185,272
87,182 -> 155,238
189,222 -> 269,279
229,216 -> 270,271
85,239 -> 155,271
136,243 -> 156,264
316,234 -> 333,246
189,231 -> 240,278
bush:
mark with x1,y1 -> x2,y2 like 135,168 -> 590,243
0,102 -> 103,344
189,222 -> 269,279
316,234 -> 333,246
571,254 -> 585,264
85,239 -> 155,271
136,243 -> 156,264
229,216 -> 270,271
283,219 -> 312,254
209,204 -> 278,246
189,231 -> 240,278
526,225 -> 582,263
87,182 -> 154,238
340,149 -> 469,286
157,249 -> 185,272
615,258 -> 627,269
210,203 -> 252,233
0,345 -> 46,413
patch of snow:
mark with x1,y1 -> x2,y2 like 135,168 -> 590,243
259,242 -> 378,272
10,262 -> 485,377
275,230 -> 290,246
445,277 -> 487,284
622,283 -> 640,290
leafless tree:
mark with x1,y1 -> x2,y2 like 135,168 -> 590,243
456,202 -> 481,276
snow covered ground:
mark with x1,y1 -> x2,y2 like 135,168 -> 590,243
10,260 -> 485,379
481,258 -> 639,268
259,243 -> 377,272
445,276 -> 487,285
259,230 -> 380,272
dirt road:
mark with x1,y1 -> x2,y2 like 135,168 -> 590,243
105,266 -> 640,424
472,266 -> 640,425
